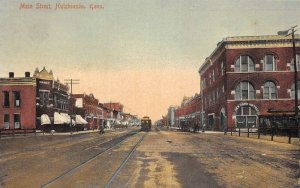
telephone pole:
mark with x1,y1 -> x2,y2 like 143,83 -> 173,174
65,79 -> 80,134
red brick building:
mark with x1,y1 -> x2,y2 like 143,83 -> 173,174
0,72 -> 36,130
34,67 -> 72,131
199,35 -> 300,131
73,93 -> 103,130
174,94 -> 202,129
103,102 -> 123,113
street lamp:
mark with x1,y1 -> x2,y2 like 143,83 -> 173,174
278,25 -> 299,137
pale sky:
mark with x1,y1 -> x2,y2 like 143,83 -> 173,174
1,0 -> 300,120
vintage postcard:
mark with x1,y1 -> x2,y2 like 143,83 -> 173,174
0,1 -> 299,187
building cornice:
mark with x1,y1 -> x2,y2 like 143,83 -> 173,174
199,34 -> 300,75
0,77 -> 36,86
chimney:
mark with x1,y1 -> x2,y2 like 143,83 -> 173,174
25,72 -> 30,77
9,72 -> 14,78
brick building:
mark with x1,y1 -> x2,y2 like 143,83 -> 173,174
73,93 -> 103,130
174,94 -> 202,129
199,35 -> 300,131
34,67 -> 72,131
0,72 -> 36,130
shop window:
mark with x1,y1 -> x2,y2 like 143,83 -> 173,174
14,114 -> 20,129
263,81 -> 277,99
236,105 -> 257,128
14,91 -> 21,107
235,55 -> 254,72
4,114 -> 9,129
235,81 -> 255,100
3,91 -> 9,107
263,55 -> 276,71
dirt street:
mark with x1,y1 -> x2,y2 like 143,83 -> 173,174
0,128 -> 299,188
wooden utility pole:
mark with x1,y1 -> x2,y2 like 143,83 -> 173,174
65,79 -> 80,134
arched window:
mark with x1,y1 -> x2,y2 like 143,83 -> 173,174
290,54 -> 300,71
263,55 -> 276,71
236,105 -> 257,128
235,81 -> 255,100
235,55 -> 254,72
291,81 -> 300,99
263,81 -> 277,99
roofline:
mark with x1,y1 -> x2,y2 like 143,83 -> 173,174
198,34 -> 300,74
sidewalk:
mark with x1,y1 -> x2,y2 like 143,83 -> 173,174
0,129 -> 115,139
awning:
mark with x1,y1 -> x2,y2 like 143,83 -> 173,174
76,115 -> 88,125
41,114 -> 51,125
54,112 -> 67,125
60,113 -> 71,124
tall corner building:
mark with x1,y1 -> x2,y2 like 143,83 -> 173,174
198,34 -> 300,131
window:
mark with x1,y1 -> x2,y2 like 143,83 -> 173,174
235,55 -> 254,72
14,114 -> 20,129
44,92 -> 49,105
212,70 -> 215,82
54,96 -> 57,108
221,61 -> 225,75
263,81 -> 277,99
39,91 -> 44,105
4,114 -> 9,129
235,81 -> 255,100
291,81 -> 300,99
263,55 -> 276,71
290,54 -> 300,71
3,91 -> 9,107
236,105 -> 257,128
39,91 -> 50,106
13,91 -> 21,107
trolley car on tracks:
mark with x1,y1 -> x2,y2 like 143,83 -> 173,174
258,110 -> 299,137
141,116 -> 151,131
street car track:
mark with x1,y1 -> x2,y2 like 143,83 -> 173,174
41,131 -> 139,188
104,132 -> 147,188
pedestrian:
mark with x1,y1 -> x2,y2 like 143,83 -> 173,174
99,124 -> 105,134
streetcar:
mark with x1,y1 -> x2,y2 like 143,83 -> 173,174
258,110 -> 298,137
141,116 -> 151,131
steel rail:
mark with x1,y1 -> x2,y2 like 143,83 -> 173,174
104,132 -> 147,188
40,131 -> 138,188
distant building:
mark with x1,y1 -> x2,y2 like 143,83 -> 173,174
73,93 -> 103,130
0,72 -> 36,130
199,35 -> 300,131
174,94 -> 202,129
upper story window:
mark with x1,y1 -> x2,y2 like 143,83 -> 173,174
39,91 -> 50,106
235,55 -> 254,72
3,91 -> 9,107
235,81 -> 256,100
290,54 -> 300,71
13,91 -> 21,107
291,81 -> 300,99
263,55 -> 276,71
221,61 -> 225,75
263,81 -> 277,99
